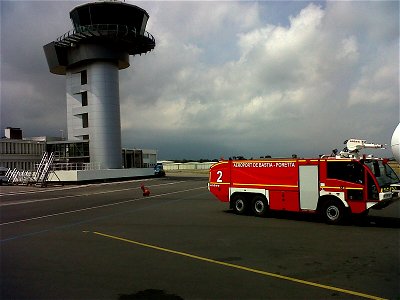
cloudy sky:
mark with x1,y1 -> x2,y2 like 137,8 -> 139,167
1,0 -> 399,160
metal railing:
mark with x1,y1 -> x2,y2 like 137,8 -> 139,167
5,168 -> 35,185
55,24 -> 155,49
51,162 -> 102,171
162,162 -> 215,171
4,152 -> 56,186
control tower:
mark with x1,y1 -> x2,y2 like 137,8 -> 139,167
43,1 -> 155,169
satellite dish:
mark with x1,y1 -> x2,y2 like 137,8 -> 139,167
391,123 -> 400,163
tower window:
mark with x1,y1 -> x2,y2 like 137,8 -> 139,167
81,91 -> 88,106
82,113 -> 89,128
81,70 -> 87,85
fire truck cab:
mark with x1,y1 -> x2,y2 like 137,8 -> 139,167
208,141 -> 400,224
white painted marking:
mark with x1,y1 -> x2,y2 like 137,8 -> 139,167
0,178 -> 156,197
0,186 -> 204,226
0,181 -> 188,206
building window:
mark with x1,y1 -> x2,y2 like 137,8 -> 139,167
82,113 -> 89,128
81,91 -> 88,106
81,70 -> 87,85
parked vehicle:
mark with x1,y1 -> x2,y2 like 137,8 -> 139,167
0,167 -> 9,185
154,163 -> 166,177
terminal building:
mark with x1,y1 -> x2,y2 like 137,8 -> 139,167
0,128 -> 46,171
0,127 -> 157,182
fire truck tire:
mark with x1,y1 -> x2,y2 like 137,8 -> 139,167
252,195 -> 268,217
232,194 -> 249,215
322,200 -> 346,224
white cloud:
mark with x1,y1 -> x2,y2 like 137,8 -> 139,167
119,1 -> 398,158
349,57 -> 398,106
2,1 -> 398,159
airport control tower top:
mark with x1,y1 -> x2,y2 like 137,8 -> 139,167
44,1 -> 155,75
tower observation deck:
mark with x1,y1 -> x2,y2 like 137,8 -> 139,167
44,1 -> 155,169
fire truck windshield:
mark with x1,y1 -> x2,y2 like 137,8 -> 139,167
364,160 -> 399,188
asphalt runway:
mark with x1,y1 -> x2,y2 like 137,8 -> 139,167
1,176 -> 399,300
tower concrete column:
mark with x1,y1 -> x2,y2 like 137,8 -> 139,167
87,62 -> 121,169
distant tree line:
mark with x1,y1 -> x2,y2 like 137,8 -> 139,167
172,159 -> 219,163
172,155 -> 300,163
172,154 -> 398,163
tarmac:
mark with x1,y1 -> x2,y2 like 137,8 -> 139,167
1,176 -> 399,299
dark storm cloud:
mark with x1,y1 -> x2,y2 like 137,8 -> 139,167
1,1 -> 398,159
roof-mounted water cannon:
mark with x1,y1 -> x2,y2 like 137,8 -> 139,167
339,139 -> 386,158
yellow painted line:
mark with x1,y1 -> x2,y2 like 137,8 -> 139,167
326,159 -> 352,162
322,186 -> 363,190
297,159 -> 318,162
91,231 -> 386,300
209,161 -> 228,168
233,183 -> 298,188
209,182 -> 230,185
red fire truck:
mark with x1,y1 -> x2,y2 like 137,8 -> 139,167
208,139 -> 400,224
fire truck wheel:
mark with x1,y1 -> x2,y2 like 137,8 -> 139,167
252,195 -> 268,217
232,194 -> 248,215
323,200 -> 345,224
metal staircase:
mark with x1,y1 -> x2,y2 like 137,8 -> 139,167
2,152 -> 56,186
35,152 -> 55,187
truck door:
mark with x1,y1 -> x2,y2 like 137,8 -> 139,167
299,165 -> 319,210
366,170 -> 379,201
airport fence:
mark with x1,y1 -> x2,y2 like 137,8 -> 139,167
162,162 -> 215,171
